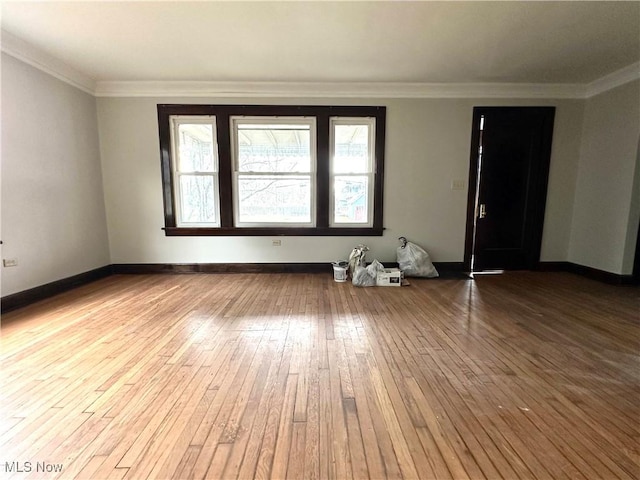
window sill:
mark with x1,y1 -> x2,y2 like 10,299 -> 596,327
163,227 -> 384,236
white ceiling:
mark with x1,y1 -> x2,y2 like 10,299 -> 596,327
1,1 -> 639,93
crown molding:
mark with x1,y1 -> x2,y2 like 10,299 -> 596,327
94,80 -> 586,99
1,29 -> 96,95
585,62 -> 640,98
2,29 -> 637,100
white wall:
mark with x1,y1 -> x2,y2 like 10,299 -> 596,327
97,96 -> 583,265
1,53 -> 110,296
569,80 -> 640,274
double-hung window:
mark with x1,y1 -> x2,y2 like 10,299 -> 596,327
231,117 -> 316,227
170,116 -> 220,227
330,117 -> 375,227
158,104 -> 385,236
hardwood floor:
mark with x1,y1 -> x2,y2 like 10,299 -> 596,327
0,272 -> 638,479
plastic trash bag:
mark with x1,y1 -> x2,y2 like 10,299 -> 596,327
348,244 -> 369,278
397,237 -> 439,278
352,259 -> 385,287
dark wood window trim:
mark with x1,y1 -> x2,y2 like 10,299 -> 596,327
158,104 -> 386,236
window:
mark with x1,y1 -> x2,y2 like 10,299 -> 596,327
330,117 -> 375,227
231,117 -> 316,227
158,105 -> 386,236
170,116 -> 220,227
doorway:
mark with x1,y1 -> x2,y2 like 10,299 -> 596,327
464,107 -> 555,272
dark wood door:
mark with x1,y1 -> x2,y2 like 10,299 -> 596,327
465,107 -> 555,271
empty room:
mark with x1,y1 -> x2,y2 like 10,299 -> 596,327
1,1 -> 639,479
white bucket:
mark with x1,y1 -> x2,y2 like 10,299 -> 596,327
332,261 -> 348,282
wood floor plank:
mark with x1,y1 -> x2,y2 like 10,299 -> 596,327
192,332 -> 270,479
327,339 -> 354,480
67,454 -> 108,480
302,368 -> 321,480
404,377 -> 469,479
270,373 -> 298,480
221,343 -> 282,479
33,415 -> 111,480
122,363 -> 216,479
253,338 -> 294,480
344,397 -> 369,480
317,367 -> 334,480
286,422 -> 307,480
232,339 -> 287,480
363,351 -> 423,480
0,271 -> 637,480
153,388 -> 217,480
205,442 -> 232,479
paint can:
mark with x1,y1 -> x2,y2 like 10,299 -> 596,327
331,261 -> 348,282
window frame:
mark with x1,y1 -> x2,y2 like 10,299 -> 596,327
158,104 -> 386,236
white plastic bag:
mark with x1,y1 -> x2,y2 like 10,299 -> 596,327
397,237 -> 438,278
348,244 -> 369,278
352,259 -> 385,287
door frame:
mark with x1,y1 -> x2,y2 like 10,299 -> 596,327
463,106 -> 555,272
633,216 -> 640,284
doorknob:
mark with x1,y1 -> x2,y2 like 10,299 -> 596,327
479,204 -> 487,219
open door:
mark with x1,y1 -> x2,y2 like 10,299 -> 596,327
464,107 -> 555,272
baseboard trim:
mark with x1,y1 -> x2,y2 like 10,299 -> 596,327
537,261 -> 636,285
1,265 -> 113,314
111,263 -> 331,274
433,262 -> 468,278
536,261 -> 570,272
111,261 -> 467,277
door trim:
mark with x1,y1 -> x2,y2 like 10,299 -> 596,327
463,106 -> 555,272
633,216 -> 640,283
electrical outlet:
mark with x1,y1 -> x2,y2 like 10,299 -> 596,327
272,239 -> 282,247
451,179 -> 466,190
3,258 -> 18,267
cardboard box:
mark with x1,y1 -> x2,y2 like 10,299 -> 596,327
376,268 -> 402,287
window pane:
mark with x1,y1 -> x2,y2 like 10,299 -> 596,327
237,124 -> 311,173
178,124 -> 215,172
333,124 -> 370,173
238,175 -> 311,224
179,175 -> 217,224
334,176 -> 369,223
